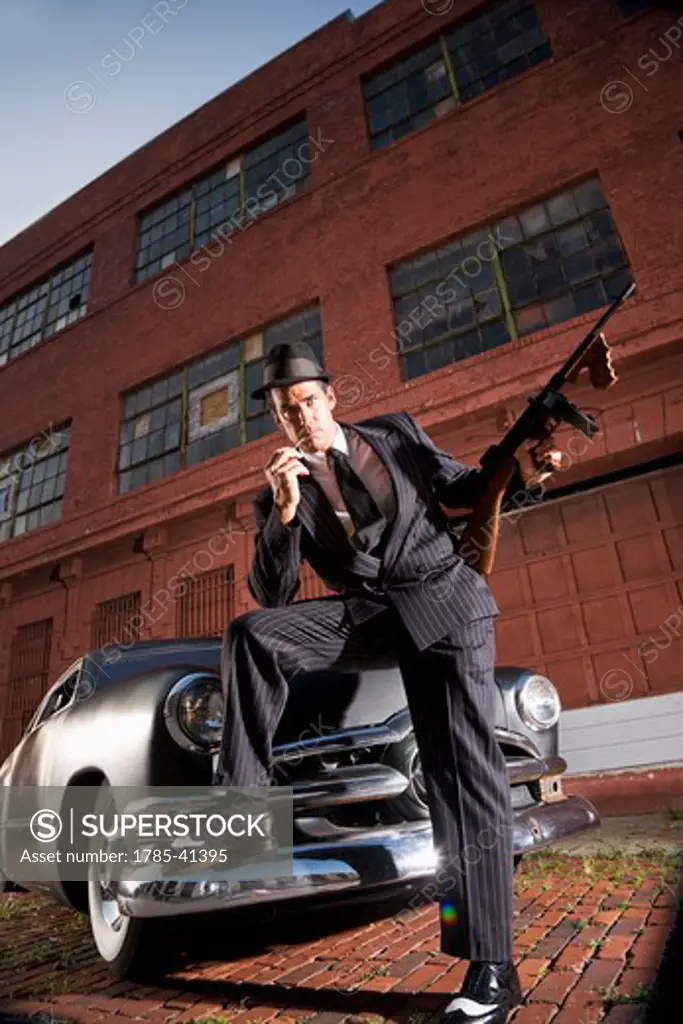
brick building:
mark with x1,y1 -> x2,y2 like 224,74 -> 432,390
0,0 -> 681,810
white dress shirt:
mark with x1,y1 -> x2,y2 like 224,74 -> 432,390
303,424 -> 354,535
303,423 -> 395,540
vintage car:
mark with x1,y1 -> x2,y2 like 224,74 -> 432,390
0,635 -> 599,979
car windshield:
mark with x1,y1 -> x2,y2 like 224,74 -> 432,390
23,659 -> 84,735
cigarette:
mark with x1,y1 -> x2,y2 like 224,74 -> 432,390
292,438 -> 312,465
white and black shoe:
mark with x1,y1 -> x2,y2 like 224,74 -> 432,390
439,961 -> 522,1023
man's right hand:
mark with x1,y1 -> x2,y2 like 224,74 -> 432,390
265,446 -> 310,525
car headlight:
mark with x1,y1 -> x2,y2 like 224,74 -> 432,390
515,674 -> 561,731
163,673 -> 224,753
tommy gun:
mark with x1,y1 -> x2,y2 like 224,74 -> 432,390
461,280 -> 636,576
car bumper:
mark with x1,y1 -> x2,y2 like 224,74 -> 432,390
112,793 -> 600,919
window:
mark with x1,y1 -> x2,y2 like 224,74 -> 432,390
2,618 -> 53,752
0,424 -> 71,542
32,669 -> 81,729
362,0 -> 551,149
176,566 -> 235,638
91,591 -> 142,648
0,251 -> 93,366
389,177 -> 634,380
135,118 -> 310,282
117,304 -> 323,492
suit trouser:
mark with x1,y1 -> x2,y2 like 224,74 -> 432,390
216,594 -> 514,961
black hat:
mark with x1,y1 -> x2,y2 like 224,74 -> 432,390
251,341 -> 333,400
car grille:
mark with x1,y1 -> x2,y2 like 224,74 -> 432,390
272,728 -> 563,821
503,740 -> 548,809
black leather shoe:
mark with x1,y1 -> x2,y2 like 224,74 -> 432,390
439,961 -> 522,1023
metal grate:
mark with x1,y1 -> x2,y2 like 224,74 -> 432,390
91,591 -> 142,649
1,618 -> 53,756
176,566 -> 235,638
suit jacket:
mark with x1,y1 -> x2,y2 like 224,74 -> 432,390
247,411 -> 536,651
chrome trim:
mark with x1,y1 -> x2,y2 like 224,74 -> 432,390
163,673 -> 223,754
497,729 -> 541,758
273,713 -> 539,764
110,794 -> 600,920
287,756 -> 565,813
506,755 -> 566,786
272,708 -> 413,763
292,763 -> 409,811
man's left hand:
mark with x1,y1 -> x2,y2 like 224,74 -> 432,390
515,439 -> 563,488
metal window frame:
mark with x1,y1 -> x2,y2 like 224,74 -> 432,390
118,344 -> 245,490
0,252 -> 92,366
0,428 -> 70,542
439,35 -> 460,103
363,49 -> 459,146
118,304 -> 321,492
391,182 -> 630,377
363,0 -> 550,147
135,119 -> 307,281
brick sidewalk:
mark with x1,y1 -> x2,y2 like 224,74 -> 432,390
0,849 -> 679,1024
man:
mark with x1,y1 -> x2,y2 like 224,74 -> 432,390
215,341 -> 560,1024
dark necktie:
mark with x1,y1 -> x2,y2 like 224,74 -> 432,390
328,448 -> 386,552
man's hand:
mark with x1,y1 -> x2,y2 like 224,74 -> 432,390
265,446 -> 310,525
515,439 -> 563,488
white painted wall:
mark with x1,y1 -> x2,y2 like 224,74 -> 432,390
559,691 -> 683,775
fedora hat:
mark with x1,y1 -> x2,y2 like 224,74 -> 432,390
251,341 -> 333,400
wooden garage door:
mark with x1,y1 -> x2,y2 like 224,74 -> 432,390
492,463 -> 682,709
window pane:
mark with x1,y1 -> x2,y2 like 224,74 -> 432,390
391,176 -> 634,382
446,0 -> 552,103
1,424 -> 70,541
118,305 -> 324,492
500,179 -> 633,334
134,190 -> 192,281
242,119 -> 310,221
2,252 -> 92,363
363,45 -> 453,149
118,369 -> 185,491
391,226 -> 512,379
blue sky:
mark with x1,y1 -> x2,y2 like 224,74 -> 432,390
0,0 -> 382,247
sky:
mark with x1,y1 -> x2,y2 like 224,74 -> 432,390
0,0 -> 383,247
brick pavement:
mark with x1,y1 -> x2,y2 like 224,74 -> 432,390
0,849 -> 679,1024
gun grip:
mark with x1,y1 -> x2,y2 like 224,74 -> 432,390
565,404 -> 600,438
547,392 -> 599,438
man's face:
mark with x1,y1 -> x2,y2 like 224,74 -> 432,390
270,380 -> 338,453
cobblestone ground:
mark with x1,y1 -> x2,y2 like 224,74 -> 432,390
0,849 -> 680,1024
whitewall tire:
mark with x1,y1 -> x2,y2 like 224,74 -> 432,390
85,781 -> 165,980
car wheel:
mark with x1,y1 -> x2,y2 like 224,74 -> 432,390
85,782 -> 166,981
87,859 -> 146,975
380,733 -> 431,822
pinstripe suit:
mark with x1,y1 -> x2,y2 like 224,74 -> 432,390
216,410 -> 532,961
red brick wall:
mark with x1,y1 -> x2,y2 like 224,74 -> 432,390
0,0 -> 681,749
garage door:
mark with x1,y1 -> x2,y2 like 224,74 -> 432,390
492,462 -> 683,710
